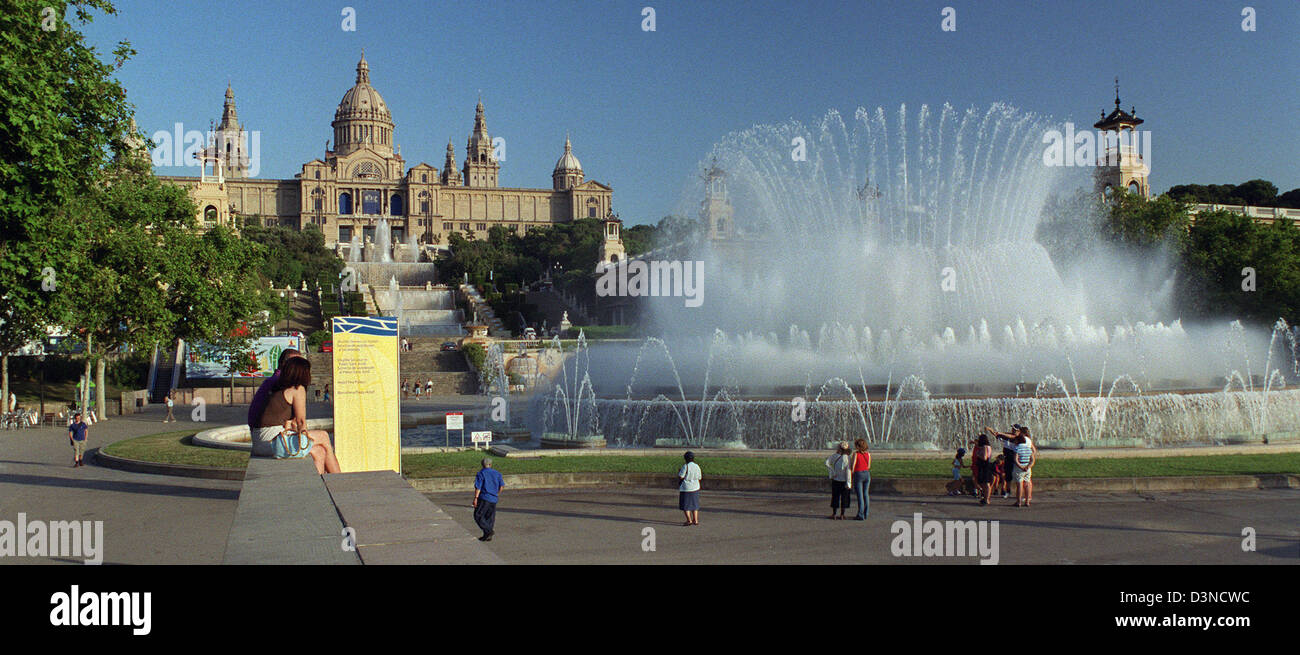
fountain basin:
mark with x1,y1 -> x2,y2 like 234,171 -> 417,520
539,432 -> 607,449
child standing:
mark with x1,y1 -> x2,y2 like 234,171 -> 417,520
946,447 -> 968,495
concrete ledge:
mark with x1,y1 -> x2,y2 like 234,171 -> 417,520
223,457 -> 361,565
94,448 -> 246,481
324,470 -> 502,565
406,472 -> 1300,495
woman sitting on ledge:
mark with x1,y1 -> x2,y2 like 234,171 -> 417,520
254,357 -> 341,474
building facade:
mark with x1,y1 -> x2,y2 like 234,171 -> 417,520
160,54 -> 614,250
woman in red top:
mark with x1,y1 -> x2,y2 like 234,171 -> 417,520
851,438 -> 872,520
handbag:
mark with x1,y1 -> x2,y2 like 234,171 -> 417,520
273,429 -> 313,459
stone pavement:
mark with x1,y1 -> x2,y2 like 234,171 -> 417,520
0,404 -> 250,565
426,487 -> 1300,565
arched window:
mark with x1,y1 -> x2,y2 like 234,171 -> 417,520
390,194 -> 404,216
314,170 -> 320,179
421,173 -> 428,183
1128,181 -> 1140,195
338,192 -> 353,215
203,205 -> 218,223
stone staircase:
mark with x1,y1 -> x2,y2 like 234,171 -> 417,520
303,345 -> 477,396
461,284 -> 507,337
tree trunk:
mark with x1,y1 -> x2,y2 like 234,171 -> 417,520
82,334 -> 92,421
1,353 -> 9,414
96,356 -> 107,421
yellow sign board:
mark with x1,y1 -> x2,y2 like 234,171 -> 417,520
331,317 -> 401,473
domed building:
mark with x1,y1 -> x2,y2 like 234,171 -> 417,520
160,53 -> 614,255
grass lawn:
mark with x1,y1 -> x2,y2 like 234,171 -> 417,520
96,431 -> 1300,479
401,450 -> 1300,479
101,430 -> 249,469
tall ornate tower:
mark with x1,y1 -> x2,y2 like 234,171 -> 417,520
701,160 -> 734,241
462,100 -> 499,187
552,136 -> 584,191
441,140 -> 462,186
1093,78 -> 1149,199
214,84 -> 248,178
598,210 -> 626,268
331,52 -> 395,158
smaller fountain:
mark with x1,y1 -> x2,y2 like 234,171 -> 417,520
347,231 -> 361,262
532,332 -> 606,448
376,217 -> 393,263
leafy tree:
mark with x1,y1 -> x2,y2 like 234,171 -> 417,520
0,0 -> 135,410
241,223 -> 342,289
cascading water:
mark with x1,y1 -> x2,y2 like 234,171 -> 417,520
547,104 -> 1300,449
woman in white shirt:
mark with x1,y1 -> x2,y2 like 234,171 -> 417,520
677,451 -> 702,526
825,441 -> 852,519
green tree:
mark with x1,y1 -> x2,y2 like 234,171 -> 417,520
0,0 -> 135,411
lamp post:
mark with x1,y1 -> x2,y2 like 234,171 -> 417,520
37,352 -> 45,419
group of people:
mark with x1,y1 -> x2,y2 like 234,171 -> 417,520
247,349 -> 341,474
950,424 -> 1037,507
402,378 -> 436,398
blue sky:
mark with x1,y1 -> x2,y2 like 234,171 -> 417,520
80,0 -> 1299,225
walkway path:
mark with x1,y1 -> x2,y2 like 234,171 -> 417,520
0,404 -> 249,565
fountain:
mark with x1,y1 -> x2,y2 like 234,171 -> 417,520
530,103 -> 1300,449
375,217 -> 393,263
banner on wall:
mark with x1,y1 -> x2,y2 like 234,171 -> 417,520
331,317 -> 401,474
185,335 -> 305,378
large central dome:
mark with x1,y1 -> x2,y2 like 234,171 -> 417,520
331,52 -> 395,157
335,53 -> 390,121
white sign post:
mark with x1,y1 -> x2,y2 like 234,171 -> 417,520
471,430 -> 492,450
446,412 -> 464,447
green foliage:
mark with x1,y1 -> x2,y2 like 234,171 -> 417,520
241,223 -> 343,289
307,329 -> 330,349
1167,179 -> 1298,209
1178,211 -> 1300,325
461,342 -> 485,373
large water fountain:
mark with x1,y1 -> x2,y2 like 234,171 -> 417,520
528,103 -> 1300,449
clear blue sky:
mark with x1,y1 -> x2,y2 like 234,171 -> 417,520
81,0 -> 1299,225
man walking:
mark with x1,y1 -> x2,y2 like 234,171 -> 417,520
472,458 -> 505,541
68,412 -> 88,468
163,390 -> 176,423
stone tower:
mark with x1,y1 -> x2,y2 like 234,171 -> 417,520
214,84 -> 249,178
462,100 -> 499,187
1093,78 -> 1149,199
701,160 -> 734,241
441,140 -> 462,186
598,210 -> 626,268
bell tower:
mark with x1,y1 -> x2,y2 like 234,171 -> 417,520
462,100 -> 500,187
700,160 -> 734,241
1093,78 -> 1149,199
598,210 -> 626,268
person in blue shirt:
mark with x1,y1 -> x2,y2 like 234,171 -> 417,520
472,458 -> 506,541
68,412 -> 88,468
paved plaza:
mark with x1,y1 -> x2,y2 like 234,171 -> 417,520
427,487 -> 1300,565
2,402 -> 1298,565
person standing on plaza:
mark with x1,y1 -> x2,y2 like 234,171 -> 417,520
425,377 -> 433,396
68,412 -> 88,468
825,441 -> 852,519
163,390 -> 176,423
473,458 -> 505,541
677,451 -> 702,526
851,438 -> 872,520
1013,427 -> 1036,507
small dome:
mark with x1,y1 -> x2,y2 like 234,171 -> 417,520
553,136 -> 582,173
